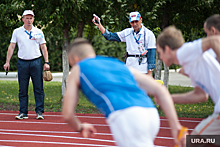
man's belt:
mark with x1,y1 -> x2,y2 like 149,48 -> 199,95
127,54 -> 147,58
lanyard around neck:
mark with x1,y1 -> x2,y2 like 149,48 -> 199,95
133,27 -> 142,44
25,30 -> 32,39
133,33 -> 141,44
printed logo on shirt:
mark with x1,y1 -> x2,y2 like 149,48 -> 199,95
31,33 -> 43,40
31,33 -> 43,43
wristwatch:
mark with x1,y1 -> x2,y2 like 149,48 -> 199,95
45,62 -> 50,65
149,69 -> 153,71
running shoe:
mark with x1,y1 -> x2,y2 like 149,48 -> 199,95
15,113 -> 28,119
36,112 -> 44,119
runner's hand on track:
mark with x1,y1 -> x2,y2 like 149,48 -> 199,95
80,123 -> 97,138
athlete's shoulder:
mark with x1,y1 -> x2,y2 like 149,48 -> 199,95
181,39 -> 202,50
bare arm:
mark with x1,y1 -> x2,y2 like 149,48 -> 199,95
62,65 -> 97,137
202,36 -> 220,62
40,43 -> 50,70
3,42 -> 16,71
128,67 -> 184,145
62,65 -> 81,131
172,86 -> 208,104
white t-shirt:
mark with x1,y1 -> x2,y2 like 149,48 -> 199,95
177,39 -> 220,113
11,25 -> 46,60
117,25 -> 156,73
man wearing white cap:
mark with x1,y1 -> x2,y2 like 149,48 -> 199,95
92,12 -> 156,76
3,10 -> 50,120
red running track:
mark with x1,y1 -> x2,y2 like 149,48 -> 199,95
0,111 -> 203,147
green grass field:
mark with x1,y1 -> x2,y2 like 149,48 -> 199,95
0,80 -> 214,118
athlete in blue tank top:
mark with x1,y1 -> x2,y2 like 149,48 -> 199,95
62,38 -> 186,147
79,56 -> 155,117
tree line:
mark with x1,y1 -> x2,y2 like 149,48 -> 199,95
0,0 -> 219,92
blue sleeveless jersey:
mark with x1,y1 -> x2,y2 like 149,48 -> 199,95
78,56 -> 155,117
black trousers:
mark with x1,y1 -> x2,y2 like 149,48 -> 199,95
17,57 -> 44,114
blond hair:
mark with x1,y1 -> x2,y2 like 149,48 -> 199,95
157,26 -> 185,51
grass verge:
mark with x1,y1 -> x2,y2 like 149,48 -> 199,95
0,80 -> 214,118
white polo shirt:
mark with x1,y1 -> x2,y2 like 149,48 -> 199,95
117,24 -> 156,73
11,25 -> 46,60
177,39 -> 220,113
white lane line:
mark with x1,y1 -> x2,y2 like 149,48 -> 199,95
0,120 -> 194,130
0,113 -> 105,119
0,112 -> 202,122
0,139 -> 167,147
0,140 -> 117,147
160,126 -> 193,131
0,130 -> 175,141
0,129 -> 112,136
0,132 -> 115,143
0,120 -> 108,126
0,127 -> 193,135
160,118 -> 201,123
157,136 -> 173,140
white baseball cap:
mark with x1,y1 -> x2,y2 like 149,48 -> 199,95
129,12 -> 141,22
22,10 -> 34,17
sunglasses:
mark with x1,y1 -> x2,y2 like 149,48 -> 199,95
130,20 -> 139,24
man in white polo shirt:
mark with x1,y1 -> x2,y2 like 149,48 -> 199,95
92,12 -> 156,76
3,10 -> 50,120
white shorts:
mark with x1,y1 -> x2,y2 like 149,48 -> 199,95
194,113 -> 220,135
106,106 -> 160,147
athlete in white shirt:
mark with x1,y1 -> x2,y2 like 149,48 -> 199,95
156,26 -> 220,138
179,14 -> 219,75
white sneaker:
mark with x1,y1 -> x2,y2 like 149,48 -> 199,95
36,112 -> 44,119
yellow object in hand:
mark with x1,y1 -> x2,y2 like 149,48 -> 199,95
155,80 -> 164,85
175,126 -> 188,147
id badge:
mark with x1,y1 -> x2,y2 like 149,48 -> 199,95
138,44 -> 147,53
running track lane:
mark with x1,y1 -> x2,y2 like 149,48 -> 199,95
0,111 -> 203,147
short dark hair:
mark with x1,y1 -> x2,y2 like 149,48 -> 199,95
68,38 -> 90,54
68,38 -> 95,58
205,14 -> 220,31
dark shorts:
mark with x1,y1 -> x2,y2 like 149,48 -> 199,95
147,49 -> 156,70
